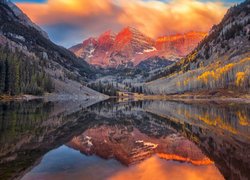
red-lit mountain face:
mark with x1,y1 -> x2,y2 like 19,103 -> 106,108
156,32 -> 207,57
69,27 -> 206,68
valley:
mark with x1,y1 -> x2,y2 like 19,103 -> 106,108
0,1 -> 249,180
68,1 -> 250,99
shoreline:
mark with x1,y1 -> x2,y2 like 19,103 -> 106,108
135,95 -> 250,104
114,92 -> 250,104
0,94 -> 44,102
1,93 -> 250,103
0,93 -> 109,102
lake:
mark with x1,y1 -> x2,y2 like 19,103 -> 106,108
0,99 -> 249,180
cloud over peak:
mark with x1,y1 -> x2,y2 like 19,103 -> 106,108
16,0 -> 229,47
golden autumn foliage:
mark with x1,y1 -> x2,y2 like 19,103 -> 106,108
236,72 -> 246,87
173,104 -> 240,134
176,81 -> 181,88
198,71 -> 216,84
198,63 -> 234,84
174,57 -> 250,92
186,110 -> 249,135
146,55 -> 249,95
237,111 -> 249,126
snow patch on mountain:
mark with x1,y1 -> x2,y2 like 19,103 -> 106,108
143,47 -> 157,53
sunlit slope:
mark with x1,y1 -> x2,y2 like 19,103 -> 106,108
145,1 -> 250,95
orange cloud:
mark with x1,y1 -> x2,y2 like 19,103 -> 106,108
118,0 -> 227,37
17,0 -> 114,24
16,0 -> 228,46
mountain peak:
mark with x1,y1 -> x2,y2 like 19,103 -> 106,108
98,30 -> 115,37
82,37 -> 97,46
116,26 -> 146,41
115,27 -> 133,45
124,26 -> 141,33
120,26 -> 149,36
97,30 -> 115,44
114,26 -> 154,51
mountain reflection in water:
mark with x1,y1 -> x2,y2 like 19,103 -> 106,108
22,146 -> 223,180
0,99 -> 249,180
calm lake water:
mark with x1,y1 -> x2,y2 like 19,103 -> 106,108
0,99 -> 249,180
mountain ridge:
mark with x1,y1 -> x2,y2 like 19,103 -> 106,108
69,27 -> 206,68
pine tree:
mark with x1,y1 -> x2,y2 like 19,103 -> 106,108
0,46 -> 55,96
0,59 -> 6,94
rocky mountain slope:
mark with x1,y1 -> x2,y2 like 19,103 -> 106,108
92,57 -> 174,85
136,56 -> 174,72
70,27 -> 205,68
145,0 -> 250,95
0,1 -> 106,99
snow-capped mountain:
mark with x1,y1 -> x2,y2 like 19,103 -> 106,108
70,27 -> 156,67
70,31 -> 116,65
70,27 -> 206,68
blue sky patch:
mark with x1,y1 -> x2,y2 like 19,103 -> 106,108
12,0 -> 47,3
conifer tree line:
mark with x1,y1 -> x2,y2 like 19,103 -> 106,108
0,46 -> 54,96
120,82 -> 144,94
130,85 -> 144,94
87,82 -> 118,96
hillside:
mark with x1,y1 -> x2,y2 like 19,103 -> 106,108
145,0 -> 250,95
0,1 -> 105,99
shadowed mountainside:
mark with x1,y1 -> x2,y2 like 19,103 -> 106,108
0,1 -> 106,99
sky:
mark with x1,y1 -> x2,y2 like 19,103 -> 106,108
13,0 -> 244,48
